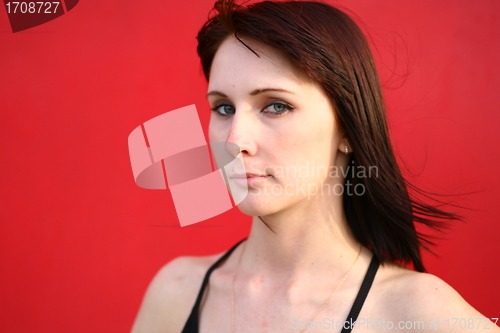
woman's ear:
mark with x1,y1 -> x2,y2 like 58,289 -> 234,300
338,137 -> 351,155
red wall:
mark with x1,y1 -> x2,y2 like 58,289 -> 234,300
0,0 -> 498,331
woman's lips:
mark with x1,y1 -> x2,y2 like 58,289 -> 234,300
229,173 -> 272,187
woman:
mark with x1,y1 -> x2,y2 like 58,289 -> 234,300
132,1 -> 499,332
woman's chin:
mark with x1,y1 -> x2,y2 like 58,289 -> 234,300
234,192 -> 288,217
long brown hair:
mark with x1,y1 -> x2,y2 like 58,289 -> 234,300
196,0 -> 460,272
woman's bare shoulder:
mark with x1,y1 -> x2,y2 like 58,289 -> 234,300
130,252 -> 225,333
372,263 -> 498,332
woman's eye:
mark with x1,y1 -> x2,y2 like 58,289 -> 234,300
211,102 -> 294,117
211,104 -> 235,116
263,102 -> 294,115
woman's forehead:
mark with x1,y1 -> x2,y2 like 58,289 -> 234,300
208,35 -> 310,91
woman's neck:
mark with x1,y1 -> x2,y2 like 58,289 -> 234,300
240,197 -> 362,281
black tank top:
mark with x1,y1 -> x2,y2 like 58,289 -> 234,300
182,238 -> 379,333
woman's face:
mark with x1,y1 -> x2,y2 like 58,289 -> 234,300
208,35 -> 346,217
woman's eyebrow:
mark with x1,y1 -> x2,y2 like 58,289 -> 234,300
206,88 -> 296,98
250,88 -> 296,96
206,90 -> 228,98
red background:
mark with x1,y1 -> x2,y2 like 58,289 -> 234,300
0,0 -> 498,331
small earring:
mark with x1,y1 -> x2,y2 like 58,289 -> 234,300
344,146 -> 349,155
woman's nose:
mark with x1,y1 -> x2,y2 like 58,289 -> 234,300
225,111 -> 257,157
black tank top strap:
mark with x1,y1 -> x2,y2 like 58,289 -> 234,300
182,238 -> 247,333
340,254 -> 380,333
